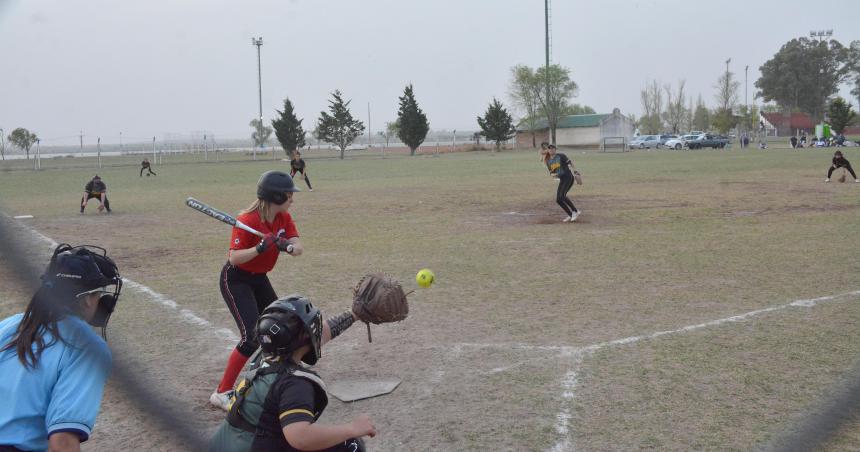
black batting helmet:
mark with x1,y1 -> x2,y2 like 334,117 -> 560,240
257,170 -> 300,204
256,295 -> 322,365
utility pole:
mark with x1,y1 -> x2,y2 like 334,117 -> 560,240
152,136 -> 156,163
252,37 -> 264,153
367,102 -> 372,148
119,131 -> 123,153
97,137 -> 102,168
79,131 -> 84,156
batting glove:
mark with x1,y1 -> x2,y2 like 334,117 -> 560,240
276,237 -> 294,254
256,234 -> 278,254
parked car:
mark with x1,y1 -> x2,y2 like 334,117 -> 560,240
659,134 -> 679,145
630,135 -> 661,149
687,134 -> 729,149
664,134 -> 699,150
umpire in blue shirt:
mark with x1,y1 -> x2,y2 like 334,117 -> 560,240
0,243 -> 123,452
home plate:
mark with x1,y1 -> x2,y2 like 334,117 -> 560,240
328,379 -> 401,402
14,215 -> 34,219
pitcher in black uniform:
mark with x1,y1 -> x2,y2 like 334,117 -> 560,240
542,145 -> 581,222
209,296 -> 375,452
289,152 -> 313,191
80,175 -> 111,214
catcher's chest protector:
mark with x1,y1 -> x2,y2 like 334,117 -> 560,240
208,364 -> 327,452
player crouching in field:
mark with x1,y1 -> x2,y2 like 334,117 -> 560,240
825,150 -> 860,183
209,296 -> 375,452
80,175 -> 112,214
0,244 -> 122,452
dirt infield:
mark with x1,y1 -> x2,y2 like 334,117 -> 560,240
1,147 -> 860,450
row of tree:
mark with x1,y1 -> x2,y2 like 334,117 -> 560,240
261,84 -> 430,160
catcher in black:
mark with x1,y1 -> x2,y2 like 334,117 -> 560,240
542,145 -> 581,222
209,296 -> 375,452
289,152 -> 312,191
140,158 -> 156,177
209,274 -> 408,452
825,150 -> 859,183
80,175 -> 111,214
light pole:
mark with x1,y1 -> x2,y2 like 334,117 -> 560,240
544,0 -> 551,144
252,37 -> 264,151
119,131 -> 123,153
809,29 -> 833,43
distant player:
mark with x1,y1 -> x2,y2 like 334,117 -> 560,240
210,171 -> 304,411
0,244 -> 123,452
542,145 -> 581,222
80,175 -> 111,214
825,150 -> 859,183
289,151 -> 312,191
140,158 -> 156,177
209,296 -> 374,451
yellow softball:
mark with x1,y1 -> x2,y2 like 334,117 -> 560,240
416,268 -> 435,288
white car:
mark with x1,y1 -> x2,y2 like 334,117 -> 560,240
629,135 -> 661,149
664,134 -> 701,150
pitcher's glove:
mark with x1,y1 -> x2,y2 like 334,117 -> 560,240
352,273 -> 409,342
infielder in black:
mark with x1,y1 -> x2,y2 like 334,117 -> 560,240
140,158 -> 156,177
80,175 -> 111,214
542,145 -> 581,222
826,150 -> 859,183
290,152 -> 313,191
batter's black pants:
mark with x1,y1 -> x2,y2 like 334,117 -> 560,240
81,192 -> 111,212
828,163 -> 857,179
290,168 -> 312,190
140,166 -> 156,176
556,174 -> 577,216
219,263 -> 278,357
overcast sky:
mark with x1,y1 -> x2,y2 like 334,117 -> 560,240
1,0 -> 857,146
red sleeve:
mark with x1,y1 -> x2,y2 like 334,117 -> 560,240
230,213 -> 259,250
280,213 -> 299,239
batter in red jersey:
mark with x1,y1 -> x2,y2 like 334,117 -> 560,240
210,170 -> 304,410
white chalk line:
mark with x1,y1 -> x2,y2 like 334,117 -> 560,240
24,225 -> 240,345
452,290 -> 860,451
545,289 -> 860,452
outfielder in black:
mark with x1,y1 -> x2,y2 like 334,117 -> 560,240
543,145 -> 581,222
140,158 -> 156,177
290,152 -> 313,191
80,175 -> 111,214
826,151 -> 859,183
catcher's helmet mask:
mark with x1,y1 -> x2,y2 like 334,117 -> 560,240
42,244 -> 123,332
257,170 -> 300,205
256,295 -> 322,365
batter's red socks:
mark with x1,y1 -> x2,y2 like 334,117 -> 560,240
217,348 -> 250,393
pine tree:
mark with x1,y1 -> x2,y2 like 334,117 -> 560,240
396,84 -> 429,156
315,90 -> 365,160
271,98 -> 306,157
477,98 -> 516,151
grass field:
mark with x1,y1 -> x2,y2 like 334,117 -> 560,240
1,145 -> 859,451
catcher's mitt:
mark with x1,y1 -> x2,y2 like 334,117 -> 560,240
838,169 -> 847,183
352,273 -> 409,342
